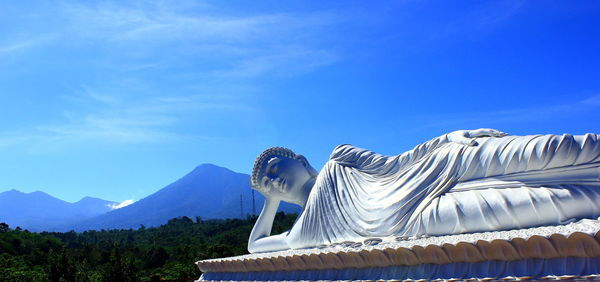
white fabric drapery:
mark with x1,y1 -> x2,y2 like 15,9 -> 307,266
287,134 -> 600,249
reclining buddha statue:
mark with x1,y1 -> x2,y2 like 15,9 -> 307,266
248,129 -> 600,253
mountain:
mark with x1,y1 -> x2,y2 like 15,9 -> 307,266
70,164 -> 300,231
0,190 -> 117,232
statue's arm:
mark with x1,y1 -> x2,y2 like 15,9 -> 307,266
398,128 -> 508,164
330,129 -> 508,170
247,198 -> 289,253
328,138 -> 448,171
446,128 -> 508,146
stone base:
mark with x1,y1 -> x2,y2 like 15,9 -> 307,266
196,218 -> 600,281
199,257 -> 600,281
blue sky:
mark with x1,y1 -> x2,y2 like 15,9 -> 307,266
1,1 -> 599,204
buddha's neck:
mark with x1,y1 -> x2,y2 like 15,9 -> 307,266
298,177 -> 316,207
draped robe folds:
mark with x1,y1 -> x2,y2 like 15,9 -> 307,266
286,134 -> 600,249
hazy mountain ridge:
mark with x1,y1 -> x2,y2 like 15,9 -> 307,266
0,164 -> 300,232
0,190 -> 117,232
70,163 -> 300,231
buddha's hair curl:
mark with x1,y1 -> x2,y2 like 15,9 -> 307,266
251,147 -> 298,194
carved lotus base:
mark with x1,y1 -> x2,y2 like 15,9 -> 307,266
196,218 -> 600,281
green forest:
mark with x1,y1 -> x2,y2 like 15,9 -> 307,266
0,212 -> 297,282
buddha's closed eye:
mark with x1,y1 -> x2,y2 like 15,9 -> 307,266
266,158 -> 281,176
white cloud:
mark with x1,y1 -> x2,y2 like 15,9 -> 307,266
212,48 -> 338,79
62,2 -> 340,42
0,88 -> 261,152
0,1 -> 345,150
109,199 -> 135,209
56,1 -> 342,77
419,94 -> 600,129
475,0 -> 525,28
581,94 -> 600,106
84,90 -> 121,106
34,94 -> 226,144
0,135 -> 30,149
1,1 -> 343,78
0,35 -> 54,55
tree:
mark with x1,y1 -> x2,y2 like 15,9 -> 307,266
145,247 -> 169,269
102,243 -> 138,282
0,223 -> 9,233
0,212 -> 298,281
47,248 -> 76,282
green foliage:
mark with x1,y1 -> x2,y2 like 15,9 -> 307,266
0,253 -> 48,282
0,222 -> 9,233
47,248 -> 77,282
0,212 -> 297,281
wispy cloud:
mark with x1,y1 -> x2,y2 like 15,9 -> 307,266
0,35 -> 55,56
36,115 -> 178,144
62,2 -> 340,42
212,48 -> 337,78
84,89 -> 121,106
367,1 -> 526,51
56,1 -> 342,78
40,91 -> 256,144
109,199 -> 135,209
0,1 -> 346,151
475,0 -> 525,28
581,94 -> 600,106
420,94 -> 600,128
0,89 -> 258,151
0,135 -> 31,149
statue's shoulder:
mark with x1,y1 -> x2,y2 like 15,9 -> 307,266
329,144 -> 359,160
328,144 -> 379,167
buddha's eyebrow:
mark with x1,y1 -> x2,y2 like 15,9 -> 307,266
266,158 -> 280,174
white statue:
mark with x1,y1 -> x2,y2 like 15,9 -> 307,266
248,129 -> 600,253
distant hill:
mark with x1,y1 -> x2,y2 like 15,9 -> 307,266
0,164 -> 301,232
0,190 -> 117,232
69,164 -> 300,231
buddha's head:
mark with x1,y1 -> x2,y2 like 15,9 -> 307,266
251,147 -> 317,206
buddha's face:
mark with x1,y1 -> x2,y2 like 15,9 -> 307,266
259,156 -> 315,204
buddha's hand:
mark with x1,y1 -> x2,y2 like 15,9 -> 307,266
446,128 -> 508,146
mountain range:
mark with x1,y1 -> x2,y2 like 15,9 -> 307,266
0,164 -> 300,232
0,190 -> 117,232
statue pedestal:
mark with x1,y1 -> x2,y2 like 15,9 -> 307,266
196,218 -> 600,281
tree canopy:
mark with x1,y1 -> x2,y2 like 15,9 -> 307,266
0,212 -> 297,281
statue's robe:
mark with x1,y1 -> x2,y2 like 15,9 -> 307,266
287,134 -> 600,249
